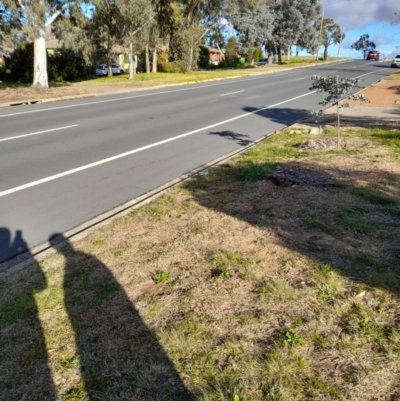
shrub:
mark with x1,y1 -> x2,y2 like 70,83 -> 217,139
10,43 -> 89,83
10,43 -> 34,83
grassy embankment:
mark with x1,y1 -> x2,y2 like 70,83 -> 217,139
1,122 -> 399,400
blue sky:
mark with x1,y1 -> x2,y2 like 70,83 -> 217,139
322,0 -> 400,58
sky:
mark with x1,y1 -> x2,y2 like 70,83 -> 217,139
322,0 -> 400,58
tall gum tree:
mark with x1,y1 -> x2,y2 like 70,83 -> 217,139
116,0 -> 155,80
5,0 -> 75,88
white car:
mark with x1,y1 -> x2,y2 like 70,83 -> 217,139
390,55 -> 400,68
96,64 -> 125,76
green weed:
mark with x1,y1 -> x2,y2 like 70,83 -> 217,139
283,330 -> 305,347
259,280 -> 295,301
235,162 -> 275,182
152,271 -> 171,284
306,216 -> 325,229
207,249 -> 247,269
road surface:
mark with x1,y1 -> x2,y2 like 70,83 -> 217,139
0,59 -> 394,263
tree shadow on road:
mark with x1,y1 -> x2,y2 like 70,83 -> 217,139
242,107 -> 311,125
49,234 -> 195,401
208,130 -> 253,146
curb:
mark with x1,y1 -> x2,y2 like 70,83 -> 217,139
0,59 -> 350,109
0,127 -> 287,276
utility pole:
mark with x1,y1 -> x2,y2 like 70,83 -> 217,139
316,7 -> 324,61
337,25 -> 345,58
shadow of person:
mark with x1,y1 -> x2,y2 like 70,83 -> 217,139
0,228 -> 29,264
49,234 -> 195,401
0,228 -> 57,401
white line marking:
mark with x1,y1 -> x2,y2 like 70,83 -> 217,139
220,90 -> 244,96
294,77 -> 306,81
0,60 -> 354,118
0,125 -> 78,141
356,70 -> 382,78
0,91 -> 317,197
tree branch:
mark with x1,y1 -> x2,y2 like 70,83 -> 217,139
45,2 -> 73,27
17,0 -> 26,11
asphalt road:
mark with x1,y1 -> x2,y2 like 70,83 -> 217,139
0,60 -> 394,263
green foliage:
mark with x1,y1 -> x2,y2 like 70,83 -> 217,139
10,43 -> 88,83
157,61 -> 186,73
152,271 -> 171,284
283,330 -> 305,347
235,162 -> 275,182
253,46 -> 263,62
351,33 -> 376,59
0,63 -> 6,80
10,42 -> 34,83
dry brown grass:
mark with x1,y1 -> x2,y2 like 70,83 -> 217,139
1,126 -> 400,400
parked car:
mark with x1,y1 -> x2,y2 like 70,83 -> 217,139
96,64 -> 125,76
366,51 -> 380,61
254,57 -> 276,66
390,55 -> 400,68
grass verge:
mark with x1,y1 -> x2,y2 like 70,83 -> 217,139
1,123 -> 400,400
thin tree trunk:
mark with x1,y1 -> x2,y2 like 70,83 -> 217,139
134,55 -> 137,75
324,45 -> 328,61
187,35 -> 194,71
128,41 -> 134,80
32,28 -> 48,88
266,42 -> 274,65
277,45 -> 282,64
152,47 -> 157,73
337,102 -> 341,149
145,43 -> 150,73
287,45 -> 291,61
107,53 -> 112,77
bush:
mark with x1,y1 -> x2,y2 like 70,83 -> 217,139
157,61 -> 187,73
10,43 -> 34,83
0,63 -> 6,80
10,43 -> 89,83
48,49 -> 87,82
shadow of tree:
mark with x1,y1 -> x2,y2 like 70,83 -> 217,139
242,107 -> 311,125
185,161 -> 400,297
49,234 -> 194,401
0,229 -> 57,401
208,131 -> 253,146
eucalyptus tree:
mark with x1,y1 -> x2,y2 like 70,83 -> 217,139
316,18 -> 343,60
115,0 -> 155,79
233,0 -> 320,65
351,33 -> 376,59
3,0 -> 78,87
233,1 -> 274,64
273,0 -> 321,63
175,0 -> 226,70
54,5 -> 96,68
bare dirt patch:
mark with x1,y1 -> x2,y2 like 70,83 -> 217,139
349,78 -> 400,107
0,85 -> 94,103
